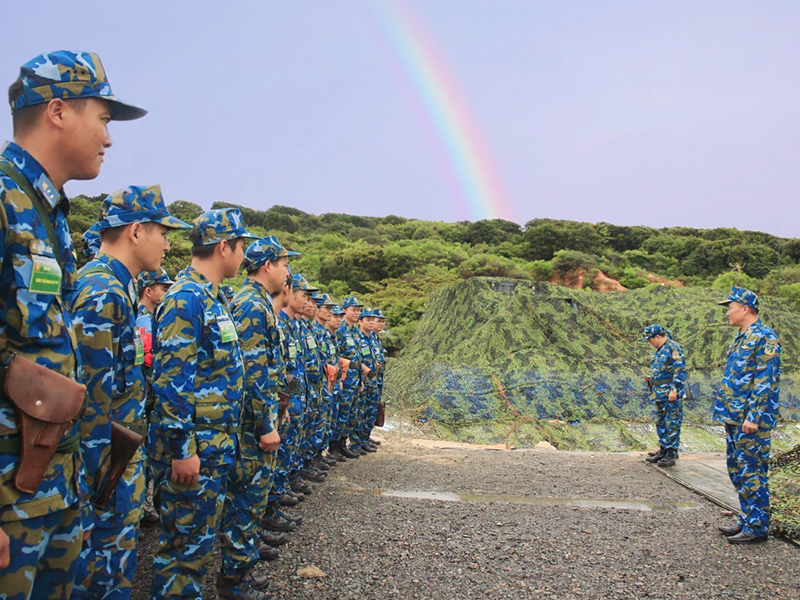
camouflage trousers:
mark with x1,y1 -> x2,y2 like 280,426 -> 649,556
654,397 -> 682,451
0,503 -> 82,600
269,398 -> 304,504
219,435 -> 276,578
301,386 -> 325,462
348,385 -> 371,448
149,459 -> 231,599
334,372 -> 360,440
73,454 -> 146,599
725,424 -> 771,536
353,384 -> 380,447
322,387 -> 338,446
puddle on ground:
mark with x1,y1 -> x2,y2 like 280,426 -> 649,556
341,486 -> 700,511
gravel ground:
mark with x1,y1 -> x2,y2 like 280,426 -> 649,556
133,438 -> 800,599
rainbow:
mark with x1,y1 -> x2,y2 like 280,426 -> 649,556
370,1 -> 518,223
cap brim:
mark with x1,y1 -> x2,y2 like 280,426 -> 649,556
285,250 -> 302,257
153,215 -> 192,230
717,299 -> 733,306
241,230 -> 260,240
107,97 -> 148,121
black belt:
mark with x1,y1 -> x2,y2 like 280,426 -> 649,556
650,378 -> 673,386
195,424 -> 242,434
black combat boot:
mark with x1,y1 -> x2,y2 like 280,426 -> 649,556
328,441 -> 347,462
656,449 -> 677,467
217,572 -> 275,600
278,493 -> 299,507
262,506 -> 297,533
369,437 -> 382,445
258,543 -> 279,561
291,480 -> 313,495
645,447 -> 665,463
340,440 -> 360,459
258,528 -> 288,547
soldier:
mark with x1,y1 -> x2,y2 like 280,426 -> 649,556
314,295 -> 341,466
221,284 -> 235,306
297,292 -> 327,483
71,186 -> 190,598
325,303 -> 346,461
148,208 -> 257,598
217,236 -> 298,599
0,50 -> 145,597
370,308 -> 387,446
335,296 -> 365,458
715,287 -> 781,545
355,309 -> 379,453
642,324 -> 686,468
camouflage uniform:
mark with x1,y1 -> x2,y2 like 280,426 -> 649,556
313,309 -> 339,447
82,223 -> 101,259
335,297 -> 364,447
0,50 -> 145,599
299,314 -> 324,467
218,237 -> 297,588
71,187 -> 187,599
355,312 -> 379,449
148,209 -> 256,599
715,288 -> 781,537
643,325 -> 686,454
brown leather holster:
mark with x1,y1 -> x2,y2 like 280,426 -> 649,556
375,402 -> 386,428
94,422 -> 143,509
277,391 -> 290,429
3,354 -> 86,494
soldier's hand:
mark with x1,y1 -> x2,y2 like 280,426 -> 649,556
742,420 -> 758,434
259,430 -> 280,452
362,364 -> 371,375
0,526 -> 9,569
171,455 -> 201,486
668,389 -> 678,402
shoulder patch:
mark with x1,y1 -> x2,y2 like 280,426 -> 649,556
672,349 -> 681,360
764,341 -> 778,356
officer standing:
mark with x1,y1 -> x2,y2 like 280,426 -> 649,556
137,268 -> 175,372
218,236 -> 297,599
0,50 -> 145,597
325,303 -> 346,461
355,309 -> 379,453
71,186 -> 189,598
370,308 -> 387,446
715,287 -> 781,545
642,325 -> 686,468
148,208 -> 257,598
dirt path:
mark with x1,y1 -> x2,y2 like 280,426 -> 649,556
133,437 -> 800,599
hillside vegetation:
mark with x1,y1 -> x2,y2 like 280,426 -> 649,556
68,196 -> 800,355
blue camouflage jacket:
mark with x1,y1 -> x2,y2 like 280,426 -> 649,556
72,254 -> 146,509
715,319 -> 781,429
148,266 -> 244,466
279,311 -> 307,410
299,318 -> 323,389
229,278 -> 280,438
336,322 -> 362,386
358,328 -> 378,388
371,331 -> 386,386
649,339 -> 687,397
0,142 -> 84,522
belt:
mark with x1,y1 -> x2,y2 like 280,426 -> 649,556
0,432 -> 80,455
650,378 -> 673,386
195,424 -> 242,434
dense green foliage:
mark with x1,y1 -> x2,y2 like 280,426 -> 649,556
67,198 -> 800,355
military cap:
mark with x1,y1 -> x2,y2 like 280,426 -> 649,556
373,308 -> 386,319
331,305 -> 344,316
359,308 -> 374,320
11,50 -> 147,120
97,185 -> 190,231
642,324 -> 670,341
341,295 -> 363,308
291,273 -> 319,293
718,286 -> 759,311
192,208 -> 257,246
137,268 -> 175,293
319,293 -> 337,308
243,235 -> 301,271
82,222 -> 101,257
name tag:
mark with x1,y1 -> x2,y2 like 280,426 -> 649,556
134,330 -> 145,366
217,317 -> 239,343
289,342 -> 298,359
328,342 -> 336,355
278,327 -> 285,343
306,335 -> 317,350
29,254 -> 62,295
361,345 -> 371,357
346,337 -> 355,347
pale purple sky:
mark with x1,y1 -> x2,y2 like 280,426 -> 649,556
3,2 -> 799,237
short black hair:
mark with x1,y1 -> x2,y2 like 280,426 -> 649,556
8,79 -> 87,136
190,233 -> 243,259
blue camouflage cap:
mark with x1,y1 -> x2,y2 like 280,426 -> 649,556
319,293 -> 336,308
373,308 -> 386,319
220,285 -> 235,301
137,268 -> 175,293
359,308 -> 374,320
642,324 -> 670,341
718,286 -> 759,311
243,235 -> 301,271
291,273 -> 320,293
12,50 -> 147,120
81,222 -> 101,257
331,304 -> 344,316
98,185 -> 190,231
192,208 -> 258,246
342,295 -> 363,308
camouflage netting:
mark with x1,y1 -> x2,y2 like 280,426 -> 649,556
383,278 -> 800,538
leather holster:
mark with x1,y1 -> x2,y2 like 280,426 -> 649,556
3,354 -> 86,494
94,422 -> 143,509
375,402 -> 386,428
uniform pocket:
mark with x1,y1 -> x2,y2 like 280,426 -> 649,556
11,252 -> 59,339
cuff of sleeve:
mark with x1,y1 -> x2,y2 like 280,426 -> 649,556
258,418 -> 273,436
170,435 -> 197,460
